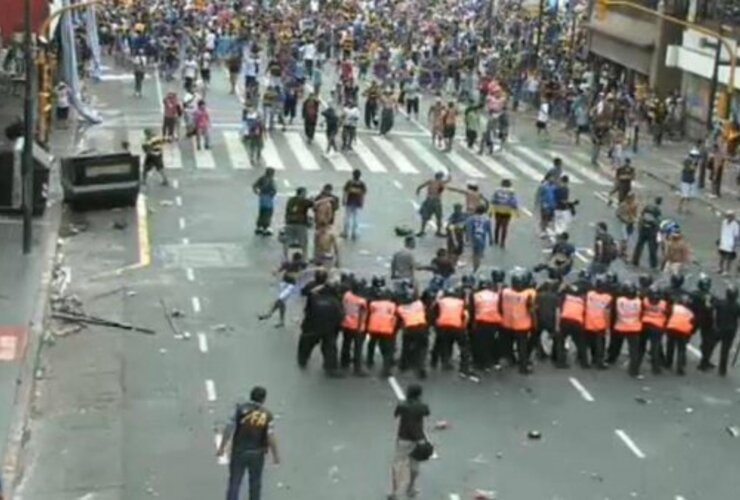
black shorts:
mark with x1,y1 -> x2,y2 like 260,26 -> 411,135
536,120 -> 547,130
144,154 -> 164,172
443,125 -> 456,139
719,249 -> 736,261
56,106 -> 69,121
200,69 -> 211,82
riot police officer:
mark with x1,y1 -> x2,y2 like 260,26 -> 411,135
690,273 -> 717,371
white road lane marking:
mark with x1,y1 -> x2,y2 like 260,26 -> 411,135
547,150 -> 612,186
192,296 -> 202,313
388,376 -> 406,401
175,196 -> 182,206
446,150 -> 485,179
285,132 -> 321,171
198,332 -> 209,353
594,191 -> 610,204
283,179 -> 291,188
164,143 -> 184,169
186,267 -> 195,282
393,180 -> 403,190
205,379 -> 217,401
215,433 -> 228,465
353,137 -> 387,172
575,251 -> 589,263
615,429 -> 646,459
178,217 -> 186,230
172,179 -> 179,189
262,137 -> 286,170
402,138 -> 449,175
411,200 -> 420,210
501,150 -> 543,181
223,131 -> 251,169
182,237 -> 190,245
370,137 -> 419,174
569,377 -> 595,402
193,139 -> 216,169
315,136 -> 354,171
449,495 -> 461,500
476,153 -> 519,180
521,207 -> 533,217
687,343 -> 701,358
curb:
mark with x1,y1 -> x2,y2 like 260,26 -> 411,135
642,169 -> 728,216
1,201 -> 62,498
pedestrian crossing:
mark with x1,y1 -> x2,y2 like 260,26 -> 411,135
125,128 -> 619,189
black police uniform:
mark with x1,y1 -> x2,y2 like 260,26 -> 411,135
226,402 -> 273,500
298,285 -> 343,373
631,203 -> 661,269
689,288 -> 716,370
712,297 -> 740,376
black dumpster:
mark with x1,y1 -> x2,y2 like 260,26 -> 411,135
61,153 -> 140,210
0,138 -> 52,216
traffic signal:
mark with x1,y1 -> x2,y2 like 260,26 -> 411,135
596,0 -> 608,19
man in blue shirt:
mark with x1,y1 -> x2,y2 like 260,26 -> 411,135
253,168 -> 277,236
465,205 -> 493,271
535,174 -> 557,237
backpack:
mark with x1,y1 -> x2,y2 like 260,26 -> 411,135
599,234 -> 618,263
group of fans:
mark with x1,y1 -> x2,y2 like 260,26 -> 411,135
293,265 -> 739,381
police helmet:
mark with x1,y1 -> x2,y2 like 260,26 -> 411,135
670,272 -> 685,289
477,277 -> 492,290
594,275 -> 608,293
647,285 -> 662,302
697,273 -> 712,292
490,267 -> 506,284
605,270 -> 618,285
522,269 -> 534,287
340,272 -> 355,286
577,268 -> 592,283
461,273 -> 476,288
314,268 -> 328,284
371,275 -> 386,289
510,271 -> 525,291
352,278 -> 368,294
429,275 -> 445,291
638,273 -> 653,289
727,284 -> 739,301
622,281 -> 637,298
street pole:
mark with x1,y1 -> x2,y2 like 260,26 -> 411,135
22,0 -> 35,254
706,26 -> 722,132
533,0 -> 545,68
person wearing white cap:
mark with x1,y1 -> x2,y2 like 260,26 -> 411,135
718,211 -> 739,275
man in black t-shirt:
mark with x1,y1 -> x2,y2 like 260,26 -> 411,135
342,169 -> 367,240
218,386 -> 280,500
283,187 -> 313,258
389,384 -> 430,500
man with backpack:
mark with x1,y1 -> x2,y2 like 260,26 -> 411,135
590,222 -> 618,275
632,197 -> 663,270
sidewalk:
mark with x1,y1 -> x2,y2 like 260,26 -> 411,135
0,94 -> 78,492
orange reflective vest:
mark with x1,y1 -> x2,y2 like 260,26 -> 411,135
666,304 -> 694,336
397,300 -> 427,330
614,297 -> 642,334
472,290 -> 502,326
560,294 -> 585,325
435,297 -> 467,330
584,291 -> 612,333
501,288 -> 534,332
642,298 -> 668,329
342,291 -> 367,331
366,300 -> 397,337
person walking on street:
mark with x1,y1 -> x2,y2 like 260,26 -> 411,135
590,222 -> 618,275
631,197 -> 662,270
442,101 -> 458,152
609,158 -> 636,205
341,169 -> 367,240
717,211 -> 739,275
662,232 -> 690,276
341,100 -> 360,151
142,128 -> 169,186
302,92 -> 320,144
714,285 -> 740,376
322,101 -> 340,154
283,187 -> 313,259
244,107 -> 265,167
416,172 -> 450,237
162,91 -> 182,141
536,97 -> 550,139
490,179 -> 519,248
132,49 -> 147,98
253,168 -> 277,236
217,386 -> 280,500
193,100 -> 211,150
388,384 -> 430,500
678,157 -> 697,214
616,192 -> 638,258
55,81 -> 71,129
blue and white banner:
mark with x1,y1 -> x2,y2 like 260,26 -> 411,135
86,4 -> 102,81
60,0 -> 101,123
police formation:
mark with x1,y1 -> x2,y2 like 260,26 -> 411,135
297,267 -> 739,380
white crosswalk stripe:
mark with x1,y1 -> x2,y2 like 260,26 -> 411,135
314,135 -> 353,171
475,153 -> 520,180
223,131 -> 251,170
163,142 -> 183,169
192,138 -> 216,169
445,149 -> 485,179
370,137 -> 419,174
126,129 -> 145,156
262,136 -> 286,170
285,132 -> 321,171
513,146 -> 583,183
352,137 -> 387,172
401,138 -> 449,175
545,150 -> 612,186
568,150 -> 644,188
501,150 -> 554,182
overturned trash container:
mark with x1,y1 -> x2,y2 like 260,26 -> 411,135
61,153 -> 140,210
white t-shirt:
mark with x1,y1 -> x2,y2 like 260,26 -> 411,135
719,218 -> 739,252
183,59 -> 198,79
205,32 -> 216,51
56,86 -> 69,108
537,102 -> 550,123
302,42 -> 316,61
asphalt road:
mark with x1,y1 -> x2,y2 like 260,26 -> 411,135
13,60 -> 740,500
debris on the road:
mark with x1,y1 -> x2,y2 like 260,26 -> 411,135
590,472 -> 604,482
495,451 -> 503,459
89,286 -> 125,301
212,323 -> 233,332
434,420 -> 450,430
126,290 -> 137,297
112,220 -> 128,230
470,453 -> 488,464
727,426 -> 739,438
52,324 -> 84,337
527,430 -> 542,440
328,465 -> 340,483
159,299 -> 183,338
473,489 -> 497,499
52,311 -> 156,335
159,348 -> 167,355
685,407 -> 694,414
634,396 -> 651,405
182,331 -> 191,340
159,200 -> 174,207
331,444 -> 346,453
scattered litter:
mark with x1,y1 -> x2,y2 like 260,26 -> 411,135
430,451 -> 439,460
182,331 -> 191,340
212,324 -> 233,332
474,489 -> 497,499
160,299 -> 183,338
527,430 -> 542,440
112,220 -> 128,230
634,397 -> 650,405
630,492 -> 638,498
551,420 -> 559,426
52,324 -> 84,337
590,472 -> 604,482
641,386 -> 651,392
328,465 -> 340,483
126,290 -> 137,297
159,348 -> 167,354
171,309 -> 185,318
160,200 -> 174,206
276,482 -> 289,490
34,367 -> 45,380
495,451 -> 503,459
727,426 -> 739,438
434,420 -> 450,430
468,375 -> 481,383
331,444 -> 346,453
685,407 -> 694,414
52,311 -> 155,335
470,454 -> 488,464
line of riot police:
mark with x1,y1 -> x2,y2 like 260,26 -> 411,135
296,267 -> 740,379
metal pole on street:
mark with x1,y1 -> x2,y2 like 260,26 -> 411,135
533,0 -> 545,68
706,26 -> 723,131
22,0 -> 35,254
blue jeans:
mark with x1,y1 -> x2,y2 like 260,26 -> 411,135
343,205 -> 361,238
227,450 -> 265,500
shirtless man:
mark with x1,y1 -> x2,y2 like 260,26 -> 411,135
428,97 -> 445,149
416,171 -> 450,237
314,225 -> 341,268
447,181 -> 489,215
